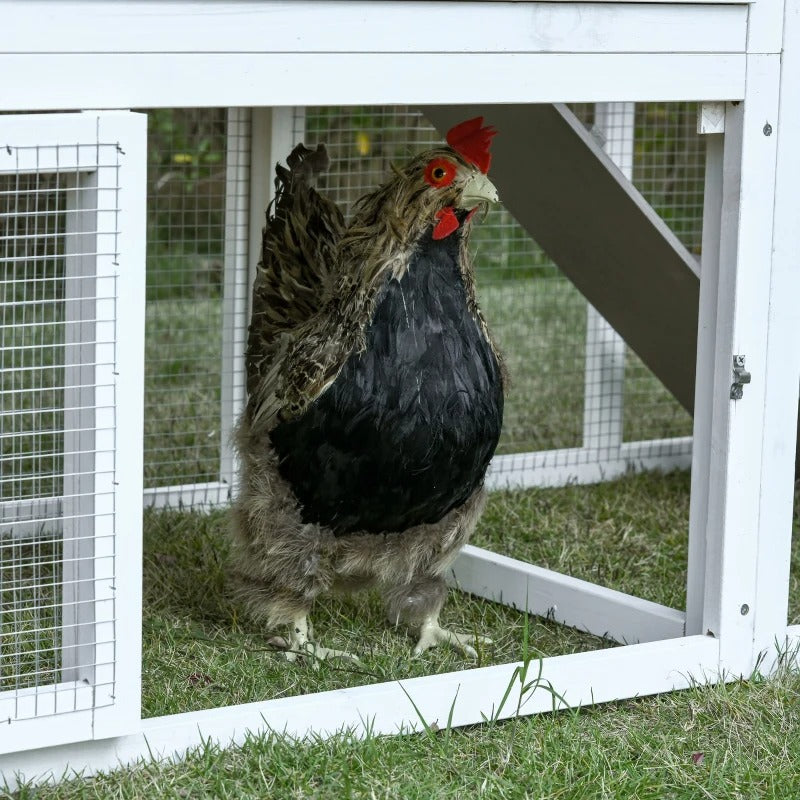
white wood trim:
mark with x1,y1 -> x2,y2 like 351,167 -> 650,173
751,0 -> 800,670
450,545 -> 685,644
90,111 -> 148,740
0,498 -> 62,538
0,683 -> 95,756
582,103 -> 634,464
746,0 -> 786,53
685,131 -> 724,637
0,636 -> 720,787
700,55 -> 783,676
0,54 -> 747,111
219,108 -> 251,491
60,169 -> 99,688
143,481 -> 231,509
0,2 -> 747,55
486,438 -> 692,490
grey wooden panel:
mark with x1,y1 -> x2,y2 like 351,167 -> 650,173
423,103 -> 700,412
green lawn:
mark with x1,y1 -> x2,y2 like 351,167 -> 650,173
8,471 -> 800,798
6,276 -> 783,799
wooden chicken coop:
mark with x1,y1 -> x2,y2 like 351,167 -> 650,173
1,0 -> 799,787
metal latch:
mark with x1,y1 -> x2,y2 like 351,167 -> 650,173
730,355 -> 751,400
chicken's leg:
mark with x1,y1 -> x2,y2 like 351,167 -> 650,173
383,576 -> 491,660
285,614 -> 361,667
412,615 -> 492,659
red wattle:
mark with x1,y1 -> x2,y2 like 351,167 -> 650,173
433,207 -> 460,240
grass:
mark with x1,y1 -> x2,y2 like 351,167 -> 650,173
13,671 -> 800,799
7,471 -> 800,798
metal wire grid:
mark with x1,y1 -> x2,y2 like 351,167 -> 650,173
623,104 -> 700,453
0,145 -> 120,721
142,108 -> 251,497
296,104 -> 701,464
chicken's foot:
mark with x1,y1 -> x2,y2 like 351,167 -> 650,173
412,616 -> 492,660
285,615 -> 361,669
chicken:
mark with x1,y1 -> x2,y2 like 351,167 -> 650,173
229,118 -> 505,664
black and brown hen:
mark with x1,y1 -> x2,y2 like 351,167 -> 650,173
230,118 -> 505,663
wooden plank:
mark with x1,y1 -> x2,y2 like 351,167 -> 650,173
219,109 -> 251,491
685,130 -> 724,636
449,545 -> 685,643
0,53 -> 746,111
699,56 -> 782,676
751,0 -> 800,666
143,481 -> 231,509
0,2 -> 747,55
90,111 -> 148,740
425,103 -> 701,411
0,636 -> 719,785
486,438 -> 692,490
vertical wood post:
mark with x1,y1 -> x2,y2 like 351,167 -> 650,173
695,54 -> 783,675
219,109 -> 251,497
61,170 -> 98,685
685,123 -> 724,636
751,0 -> 800,668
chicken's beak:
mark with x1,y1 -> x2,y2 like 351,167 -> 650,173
459,172 -> 499,207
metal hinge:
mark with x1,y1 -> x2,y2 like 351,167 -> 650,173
730,355 -> 751,400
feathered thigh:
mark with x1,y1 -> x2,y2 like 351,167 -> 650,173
228,417 -> 485,630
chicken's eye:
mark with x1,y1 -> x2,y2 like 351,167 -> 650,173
424,158 -> 456,188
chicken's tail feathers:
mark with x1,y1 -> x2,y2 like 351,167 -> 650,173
246,142 -> 344,413
274,143 -> 330,197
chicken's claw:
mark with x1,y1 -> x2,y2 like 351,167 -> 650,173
412,618 -> 492,660
285,615 -> 361,669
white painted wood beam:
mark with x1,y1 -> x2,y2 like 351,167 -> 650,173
450,546 -> 685,644
1,2 -> 747,55
0,53 -> 745,111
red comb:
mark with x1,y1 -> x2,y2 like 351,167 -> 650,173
446,117 -> 497,174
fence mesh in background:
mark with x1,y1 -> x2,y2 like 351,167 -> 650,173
143,109 -> 250,492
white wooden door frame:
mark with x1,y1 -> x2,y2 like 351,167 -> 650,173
0,111 -> 147,753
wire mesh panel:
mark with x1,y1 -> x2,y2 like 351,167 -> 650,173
623,104 -> 700,449
142,108 -> 250,506
0,113 -> 145,752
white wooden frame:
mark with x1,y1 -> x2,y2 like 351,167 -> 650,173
0,112 -> 147,752
1,0 -> 798,789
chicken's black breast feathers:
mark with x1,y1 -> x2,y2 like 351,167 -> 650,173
269,213 -> 504,534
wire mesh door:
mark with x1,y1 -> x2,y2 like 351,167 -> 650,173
0,112 -> 146,753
